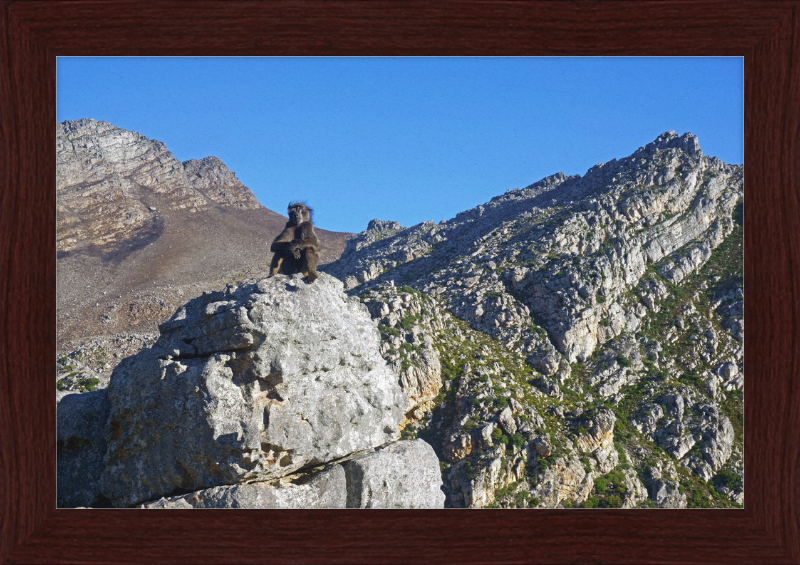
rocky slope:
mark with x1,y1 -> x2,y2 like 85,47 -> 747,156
323,131 -> 744,508
56,119 -> 351,373
58,273 -> 445,509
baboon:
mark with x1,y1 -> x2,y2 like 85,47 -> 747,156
268,202 -> 319,282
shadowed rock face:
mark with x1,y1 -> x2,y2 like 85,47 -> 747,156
57,389 -> 111,508
343,439 -> 445,508
98,273 -> 408,507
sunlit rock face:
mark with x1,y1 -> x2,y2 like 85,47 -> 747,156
99,273 -> 407,507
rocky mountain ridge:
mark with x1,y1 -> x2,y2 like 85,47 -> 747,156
57,118 -> 261,253
324,131 -> 740,365
323,131 -> 744,508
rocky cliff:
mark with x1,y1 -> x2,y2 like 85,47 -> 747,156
58,273 -> 445,509
323,131 -> 744,508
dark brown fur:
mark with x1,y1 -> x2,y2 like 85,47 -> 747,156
268,202 -> 319,282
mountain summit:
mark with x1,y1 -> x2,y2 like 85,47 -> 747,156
324,131 -> 741,364
57,118 -> 262,254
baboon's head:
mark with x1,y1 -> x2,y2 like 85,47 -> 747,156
288,202 -> 312,225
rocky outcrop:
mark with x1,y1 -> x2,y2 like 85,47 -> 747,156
714,286 -> 744,345
359,284 -> 446,424
680,404 -> 735,481
141,440 -> 445,509
620,468 -> 648,509
142,465 -> 348,509
98,273 -> 407,507
531,455 -> 595,508
448,446 -> 522,509
642,464 -> 688,508
182,156 -> 260,209
58,273 -> 444,509
574,409 -> 618,473
140,441 -> 445,509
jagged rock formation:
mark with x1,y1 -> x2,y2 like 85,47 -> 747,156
99,273 -> 405,507
324,131 -> 740,364
142,465 -> 348,509
140,439 -> 444,509
359,285 -> 446,424
323,131 -> 744,509
58,273 -> 444,509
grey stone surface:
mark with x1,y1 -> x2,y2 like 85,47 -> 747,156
448,448 -> 506,509
361,286 -> 445,424
141,465 -> 347,509
343,440 -> 445,508
99,273 -> 407,507
533,435 -> 552,458
650,479 -> 688,508
621,468 -> 648,509
496,406 -> 517,435
530,455 -> 594,508
575,409 -> 618,473
57,389 -> 111,508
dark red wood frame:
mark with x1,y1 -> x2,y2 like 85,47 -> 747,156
1,1 -> 798,563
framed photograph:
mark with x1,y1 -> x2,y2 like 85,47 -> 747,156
2,1 -> 798,563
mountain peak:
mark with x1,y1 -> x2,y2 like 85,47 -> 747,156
182,155 -> 259,208
56,119 -> 262,254
637,130 -> 701,158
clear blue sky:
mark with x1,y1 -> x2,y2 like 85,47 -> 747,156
57,57 -> 743,234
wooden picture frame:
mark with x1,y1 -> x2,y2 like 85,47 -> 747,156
2,1 -> 798,563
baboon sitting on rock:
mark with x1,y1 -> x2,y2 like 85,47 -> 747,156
268,202 -> 319,282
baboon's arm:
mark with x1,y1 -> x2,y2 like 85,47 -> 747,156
270,225 -> 296,253
270,222 -> 319,260
292,222 -> 319,251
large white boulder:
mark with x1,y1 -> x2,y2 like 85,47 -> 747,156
100,273 -> 407,507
